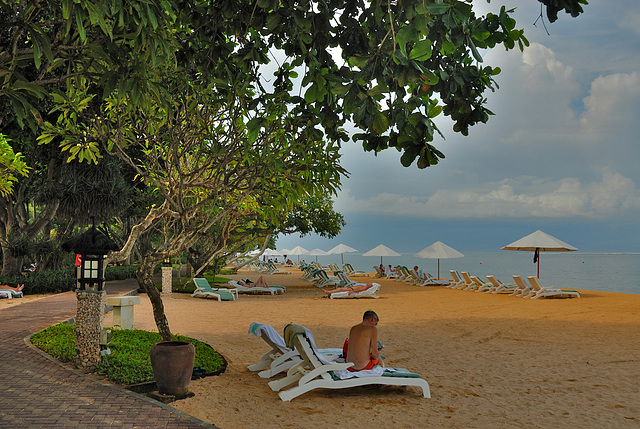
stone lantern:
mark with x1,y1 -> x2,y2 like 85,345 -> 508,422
62,225 -> 119,370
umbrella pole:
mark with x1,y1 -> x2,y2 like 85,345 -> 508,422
537,257 -> 540,278
437,259 -> 440,278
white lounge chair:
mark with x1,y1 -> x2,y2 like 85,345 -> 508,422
448,270 -> 464,288
419,272 -> 450,286
247,322 -> 341,378
525,276 -> 581,299
470,275 -> 492,292
485,275 -> 517,294
373,266 -> 385,278
324,283 -> 381,299
274,324 -> 430,401
458,272 -> 476,290
343,263 -> 370,277
511,275 -> 533,297
228,280 -> 285,295
310,269 -> 341,288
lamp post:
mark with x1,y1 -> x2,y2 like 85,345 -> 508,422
62,225 -> 118,370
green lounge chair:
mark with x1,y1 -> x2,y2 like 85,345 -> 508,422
192,278 -> 236,301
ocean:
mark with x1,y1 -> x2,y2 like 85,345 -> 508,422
300,251 -> 640,295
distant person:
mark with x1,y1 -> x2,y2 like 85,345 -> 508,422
345,310 -> 382,372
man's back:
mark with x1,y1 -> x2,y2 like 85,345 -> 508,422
346,323 -> 377,370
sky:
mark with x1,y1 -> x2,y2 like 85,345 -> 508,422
276,0 -> 640,255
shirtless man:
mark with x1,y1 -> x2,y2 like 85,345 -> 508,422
346,310 -> 382,372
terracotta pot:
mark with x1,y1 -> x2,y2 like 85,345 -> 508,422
150,340 -> 195,395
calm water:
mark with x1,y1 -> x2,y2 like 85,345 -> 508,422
302,251 -> 640,295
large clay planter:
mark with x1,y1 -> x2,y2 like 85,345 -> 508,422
150,340 -> 195,395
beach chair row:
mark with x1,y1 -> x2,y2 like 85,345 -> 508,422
247,322 -> 430,401
447,270 -> 580,299
372,265 -> 451,287
247,261 -> 292,275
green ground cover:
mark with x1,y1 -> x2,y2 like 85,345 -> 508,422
31,323 -> 225,385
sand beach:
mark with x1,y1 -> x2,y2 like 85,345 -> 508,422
101,267 -> 639,428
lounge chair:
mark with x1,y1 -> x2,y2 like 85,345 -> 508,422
373,266 -> 385,278
247,322 -> 341,378
458,272 -> 476,290
447,270 -> 464,288
310,269 -> 341,288
343,263 -> 370,277
525,276 -> 581,299
510,275 -> 533,297
192,278 -> 237,301
324,283 -> 380,299
0,288 -> 23,298
228,280 -> 285,295
470,276 -> 492,292
485,275 -> 517,294
419,273 -> 450,287
264,262 -> 293,275
273,324 -> 430,401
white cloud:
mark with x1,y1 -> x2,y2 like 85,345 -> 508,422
579,71 -> 640,134
336,172 -> 640,220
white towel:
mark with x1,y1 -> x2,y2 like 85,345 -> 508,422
248,322 -> 288,350
333,366 -> 384,379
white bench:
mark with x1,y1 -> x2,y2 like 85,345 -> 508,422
106,296 -> 141,330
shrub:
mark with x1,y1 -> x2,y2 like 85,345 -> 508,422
105,265 -> 138,281
30,323 -> 225,385
0,268 -> 76,294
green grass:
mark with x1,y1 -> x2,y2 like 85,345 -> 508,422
30,323 -> 226,385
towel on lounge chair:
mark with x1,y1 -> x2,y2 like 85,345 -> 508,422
334,366 -> 384,379
283,324 -> 332,365
332,367 -> 423,380
248,322 -> 288,350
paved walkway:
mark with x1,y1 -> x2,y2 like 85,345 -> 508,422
0,279 -> 216,428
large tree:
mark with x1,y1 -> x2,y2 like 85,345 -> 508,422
2,0 -> 588,336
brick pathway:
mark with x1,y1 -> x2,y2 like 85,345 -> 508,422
0,279 -> 216,428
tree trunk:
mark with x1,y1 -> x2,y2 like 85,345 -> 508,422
135,257 -> 172,341
1,249 -> 24,277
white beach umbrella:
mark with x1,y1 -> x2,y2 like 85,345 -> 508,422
502,230 -> 578,278
262,249 -> 281,256
308,248 -> 330,263
363,244 -> 401,266
287,245 -> 309,262
287,245 -> 309,255
414,241 -> 464,278
327,243 -> 358,265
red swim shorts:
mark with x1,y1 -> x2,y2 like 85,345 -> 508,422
347,358 -> 382,372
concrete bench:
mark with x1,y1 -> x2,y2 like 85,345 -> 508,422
106,296 -> 141,330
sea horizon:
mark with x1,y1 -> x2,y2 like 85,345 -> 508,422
282,251 -> 640,295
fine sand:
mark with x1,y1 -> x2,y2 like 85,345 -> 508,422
102,268 -> 638,428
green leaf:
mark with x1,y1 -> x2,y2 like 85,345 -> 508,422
347,56 -> 371,69
372,113 -> 389,135
409,40 -> 432,61
304,83 -> 318,103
